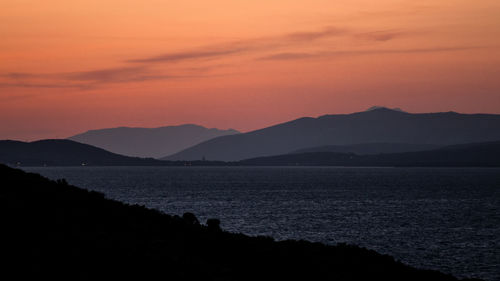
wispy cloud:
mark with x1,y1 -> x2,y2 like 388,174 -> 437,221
2,25 -> 478,90
64,66 -> 154,83
0,82 -> 83,89
0,65 -> 225,89
67,66 -> 144,80
356,30 -> 407,42
127,26 -> 348,65
1,26 -> 350,89
127,48 -> 246,64
284,26 -> 346,41
1,73 -> 47,80
258,46 -> 480,61
0,67 -> 166,89
258,52 -> 317,61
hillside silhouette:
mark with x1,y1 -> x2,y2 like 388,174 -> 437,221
0,164 -> 481,281
0,139 -> 166,166
0,139 -> 234,167
69,124 -> 239,158
165,108 -> 500,161
240,141 -> 500,167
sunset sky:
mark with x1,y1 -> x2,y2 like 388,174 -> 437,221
1,0 -> 500,140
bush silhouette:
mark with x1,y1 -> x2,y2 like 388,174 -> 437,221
206,218 -> 221,232
182,212 -> 200,225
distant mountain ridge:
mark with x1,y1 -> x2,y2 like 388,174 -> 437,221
165,108 -> 500,161
240,141 -> 500,167
69,124 -> 239,158
365,106 -> 406,112
0,139 -> 166,166
291,143 -> 441,155
2,138 -> 499,167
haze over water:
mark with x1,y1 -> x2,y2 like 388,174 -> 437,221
24,166 -> 500,281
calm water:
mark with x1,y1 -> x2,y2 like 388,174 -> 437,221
24,166 -> 500,281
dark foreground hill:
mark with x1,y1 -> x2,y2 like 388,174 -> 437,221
0,164 -> 479,281
165,108 -> 500,161
0,139 -> 167,166
240,141 -> 500,167
69,124 -> 239,158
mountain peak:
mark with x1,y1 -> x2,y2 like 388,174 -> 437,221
166,109 -> 500,161
68,125 -> 240,158
365,106 -> 406,113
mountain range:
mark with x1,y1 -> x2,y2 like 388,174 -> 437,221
69,124 -> 239,158
1,138 -> 500,167
165,107 -> 500,161
4,107 -> 500,164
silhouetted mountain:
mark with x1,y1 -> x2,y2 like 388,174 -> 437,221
164,108 -> 500,161
365,106 -> 406,112
69,124 -> 239,158
291,143 -> 441,155
1,164 -> 479,281
0,139 -> 167,166
240,141 -> 500,167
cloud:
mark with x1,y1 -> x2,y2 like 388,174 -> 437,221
1,73 -> 42,79
127,26 -> 348,65
0,92 -> 36,102
0,64 -> 226,89
127,48 -> 246,64
258,46 -> 480,61
258,52 -> 317,60
0,25 -> 350,88
4,25 -> 477,90
284,27 -> 346,41
0,72 -> 91,89
356,30 -> 406,41
0,67 -> 164,89
0,82 -> 86,89
65,66 -> 148,82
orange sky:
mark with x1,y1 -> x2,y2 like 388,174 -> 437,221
1,0 -> 500,140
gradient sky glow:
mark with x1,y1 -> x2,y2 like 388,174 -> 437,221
1,0 -> 500,140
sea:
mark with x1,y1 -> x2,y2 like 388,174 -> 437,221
23,166 -> 500,281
